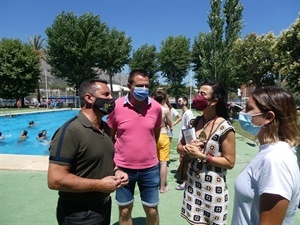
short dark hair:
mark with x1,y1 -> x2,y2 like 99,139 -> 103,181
154,90 -> 167,104
128,69 -> 148,85
79,79 -> 108,107
178,96 -> 188,105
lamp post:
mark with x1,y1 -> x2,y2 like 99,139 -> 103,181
45,70 -> 49,108
189,71 -> 192,109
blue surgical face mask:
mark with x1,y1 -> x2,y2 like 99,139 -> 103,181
238,112 -> 263,136
133,87 -> 149,101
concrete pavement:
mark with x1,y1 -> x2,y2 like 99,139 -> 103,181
0,121 -> 299,225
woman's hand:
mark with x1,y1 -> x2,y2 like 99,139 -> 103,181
183,139 -> 206,159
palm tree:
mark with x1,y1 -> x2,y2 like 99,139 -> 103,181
28,34 -> 46,104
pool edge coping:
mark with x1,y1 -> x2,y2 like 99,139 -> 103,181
0,154 -> 49,171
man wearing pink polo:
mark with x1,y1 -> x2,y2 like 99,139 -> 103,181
106,69 -> 162,225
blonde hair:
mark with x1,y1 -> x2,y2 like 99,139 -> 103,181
252,87 -> 299,146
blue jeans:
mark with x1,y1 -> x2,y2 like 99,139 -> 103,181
56,197 -> 111,225
116,164 -> 160,207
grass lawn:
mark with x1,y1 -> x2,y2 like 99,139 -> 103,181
230,119 -> 255,141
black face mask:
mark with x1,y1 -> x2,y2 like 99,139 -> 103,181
93,98 -> 115,115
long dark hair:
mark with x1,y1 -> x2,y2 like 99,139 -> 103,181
202,81 -> 229,120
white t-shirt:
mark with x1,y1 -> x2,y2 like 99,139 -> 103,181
171,108 -> 179,120
232,141 -> 300,225
178,109 -> 194,143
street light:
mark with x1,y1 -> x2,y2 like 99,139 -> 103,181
45,69 -> 49,108
189,71 -> 192,109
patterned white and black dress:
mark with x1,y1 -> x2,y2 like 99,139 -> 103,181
181,120 -> 234,225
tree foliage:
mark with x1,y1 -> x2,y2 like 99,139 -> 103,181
231,33 -> 276,88
158,35 -> 191,98
192,0 -> 243,95
28,34 -> 46,61
0,38 -> 40,101
101,27 -> 132,92
28,34 -> 46,103
192,32 -> 215,85
129,44 -> 159,94
45,12 -> 110,92
274,16 -> 300,92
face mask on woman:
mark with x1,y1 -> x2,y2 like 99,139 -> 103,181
192,95 -> 208,111
238,112 -> 263,136
93,98 -> 115,115
133,87 -> 149,101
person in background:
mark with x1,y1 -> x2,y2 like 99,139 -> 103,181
37,132 -> 43,139
19,130 -> 28,140
177,81 -> 236,225
0,132 -> 3,140
41,130 -> 48,138
106,69 -> 162,225
37,130 -> 48,140
165,98 -> 182,142
232,87 -> 300,225
28,121 -> 35,127
154,90 -> 173,194
175,96 -> 194,191
16,99 -> 22,109
47,79 -> 128,225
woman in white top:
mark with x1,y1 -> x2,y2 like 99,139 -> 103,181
165,98 -> 182,141
232,87 -> 300,225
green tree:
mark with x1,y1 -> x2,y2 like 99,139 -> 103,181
231,32 -> 276,88
158,35 -> 191,98
101,27 -> 132,93
45,12 -> 110,93
192,0 -> 243,95
274,17 -> 300,92
0,38 -> 40,105
129,44 -> 159,94
192,32 -> 215,85
28,34 -> 46,103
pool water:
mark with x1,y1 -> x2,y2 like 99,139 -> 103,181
0,110 -> 79,155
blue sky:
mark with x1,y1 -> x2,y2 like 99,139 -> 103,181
0,0 -> 299,79
1,0 -> 299,49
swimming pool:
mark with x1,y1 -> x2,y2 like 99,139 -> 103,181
0,110 -> 79,155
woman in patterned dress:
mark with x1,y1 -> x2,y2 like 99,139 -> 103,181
177,82 -> 236,225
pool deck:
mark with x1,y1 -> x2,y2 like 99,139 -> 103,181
0,119 -> 299,225
0,154 -> 49,171
0,107 -> 78,117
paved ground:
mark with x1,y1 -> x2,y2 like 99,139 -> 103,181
0,120 -> 299,225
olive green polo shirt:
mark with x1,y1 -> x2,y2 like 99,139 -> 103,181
49,110 -> 114,203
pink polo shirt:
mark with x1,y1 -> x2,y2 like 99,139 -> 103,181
106,95 -> 162,169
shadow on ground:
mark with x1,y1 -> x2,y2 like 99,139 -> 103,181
112,217 -> 146,225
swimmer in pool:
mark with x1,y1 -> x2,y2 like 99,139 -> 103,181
19,130 -> 28,140
28,121 -> 35,127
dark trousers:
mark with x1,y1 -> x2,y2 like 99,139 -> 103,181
56,197 -> 111,225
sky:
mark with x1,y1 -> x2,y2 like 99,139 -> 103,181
0,0 -> 299,78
